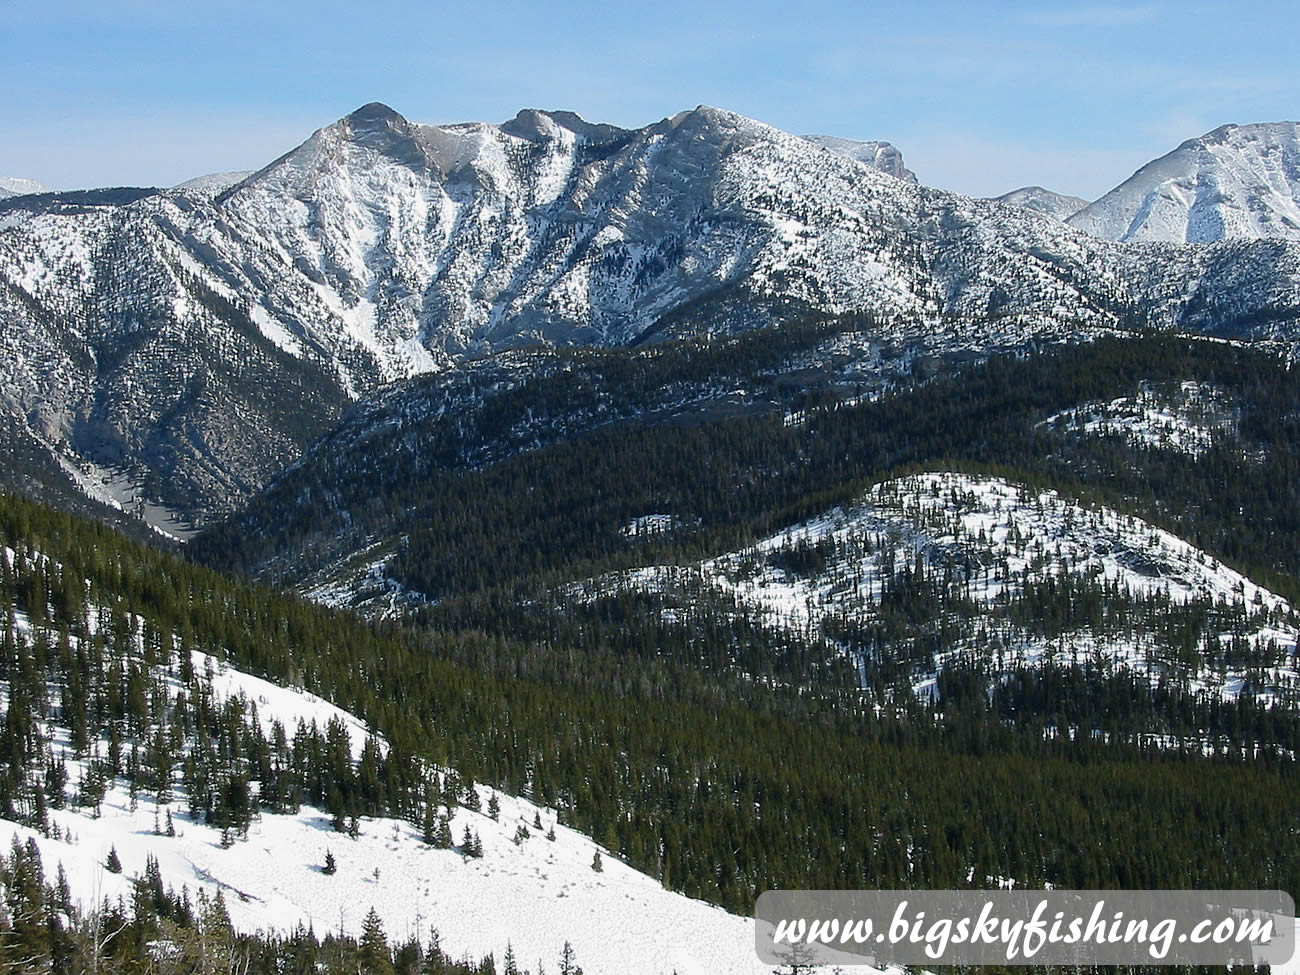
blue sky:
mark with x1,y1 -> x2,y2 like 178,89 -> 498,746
3,0 -> 1296,199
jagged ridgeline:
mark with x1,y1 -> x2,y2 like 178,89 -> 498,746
3,489 -> 1299,933
4,103 -> 1300,531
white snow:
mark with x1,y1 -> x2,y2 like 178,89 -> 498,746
51,453 -> 201,541
1039,380 -> 1236,456
250,304 -> 305,357
0,567 -> 788,975
621,514 -> 682,538
590,472 -> 1300,705
1070,122 -> 1300,244
2,780 -> 779,975
0,176 -> 50,198
172,171 -> 254,195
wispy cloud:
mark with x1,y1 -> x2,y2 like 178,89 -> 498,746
1020,4 -> 1161,26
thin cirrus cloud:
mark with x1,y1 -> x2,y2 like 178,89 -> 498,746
1019,4 -> 1161,26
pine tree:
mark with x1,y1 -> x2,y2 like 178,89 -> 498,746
591,850 -> 602,873
358,906 -> 394,975
422,802 -> 438,846
487,793 -> 500,821
105,845 -> 122,873
80,759 -> 107,817
558,940 -> 583,975
322,849 -> 337,875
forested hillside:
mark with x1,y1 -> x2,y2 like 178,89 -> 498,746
6,475 -> 1299,938
1,318 -> 1297,971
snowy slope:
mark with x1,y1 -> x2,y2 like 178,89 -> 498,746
3,776 -> 772,975
1068,122 -> 1300,243
990,186 -> 1088,221
0,612 -> 782,975
172,170 -> 255,196
1038,379 -> 1237,457
0,176 -> 49,199
586,472 -> 1300,705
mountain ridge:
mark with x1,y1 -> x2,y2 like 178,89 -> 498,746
0,176 -> 51,198
1068,120 -> 1300,243
3,102 -> 1300,524
991,185 -> 1089,221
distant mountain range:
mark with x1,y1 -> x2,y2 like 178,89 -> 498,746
0,176 -> 50,198
2,104 -> 1299,524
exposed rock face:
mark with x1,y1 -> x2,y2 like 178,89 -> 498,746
2,104 -> 1299,521
801,135 -> 918,182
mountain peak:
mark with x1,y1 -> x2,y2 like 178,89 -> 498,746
990,185 -> 1090,221
1068,119 -> 1300,243
0,176 -> 51,199
345,101 -> 407,126
802,135 -> 917,182
499,108 -> 630,144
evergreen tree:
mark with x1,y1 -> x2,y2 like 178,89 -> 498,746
558,940 -> 582,975
358,906 -> 394,975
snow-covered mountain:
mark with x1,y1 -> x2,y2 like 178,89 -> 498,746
800,135 -> 917,181
991,185 -> 1089,221
0,176 -> 49,199
1068,122 -> 1300,243
3,103 -> 1300,522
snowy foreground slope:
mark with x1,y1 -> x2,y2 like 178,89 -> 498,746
589,472 -> 1300,705
0,633 -> 780,975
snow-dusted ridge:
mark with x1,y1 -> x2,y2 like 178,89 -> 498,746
0,176 -> 51,199
990,186 -> 1089,222
800,135 -> 917,182
172,170 -> 256,197
1038,379 -> 1238,457
585,472 -> 1300,706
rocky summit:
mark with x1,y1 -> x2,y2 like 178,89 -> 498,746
2,103 -> 1299,524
